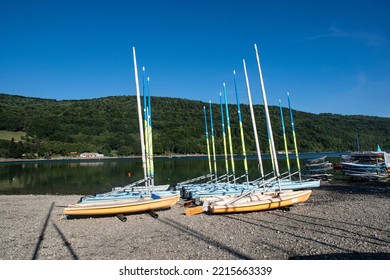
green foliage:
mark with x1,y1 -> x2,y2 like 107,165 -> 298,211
0,93 -> 389,159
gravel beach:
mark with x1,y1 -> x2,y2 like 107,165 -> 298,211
0,180 -> 389,260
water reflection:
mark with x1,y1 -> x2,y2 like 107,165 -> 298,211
0,153 -> 344,195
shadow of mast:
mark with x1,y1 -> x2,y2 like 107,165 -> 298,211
32,202 -> 54,260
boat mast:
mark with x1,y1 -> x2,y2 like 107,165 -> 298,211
279,99 -> 291,180
233,70 -> 249,185
223,82 -> 236,183
287,92 -> 302,182
219,93 -> 230,182
147,77 -> 155,188
203,106 -> 213,179
132,47 -> 148,193
355,133 -> 360,152
243,59 -> 265,185
209,100 -> 218,180
265,117 -> 276,177
142,67 -> 151,188
254,44 -> 281,190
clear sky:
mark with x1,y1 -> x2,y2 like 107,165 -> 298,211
1,0 -> 389,117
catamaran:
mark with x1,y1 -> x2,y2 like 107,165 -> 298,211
78,66 -> 178,204
179,82 -> 251,200
181,53 -> 320,203
185,44 -> 312,215
339,146 -> 390,180
63,47 -> 179,217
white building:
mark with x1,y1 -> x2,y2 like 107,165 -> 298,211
79,152 -> 104,158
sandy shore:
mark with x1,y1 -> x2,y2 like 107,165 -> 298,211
0,180 -> 389,260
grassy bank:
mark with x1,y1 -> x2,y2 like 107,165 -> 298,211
0,130 -> 26,141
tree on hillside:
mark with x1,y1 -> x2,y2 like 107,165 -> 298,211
8,138 -> 24,158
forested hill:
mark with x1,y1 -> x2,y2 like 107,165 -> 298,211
0,93 -> 389,158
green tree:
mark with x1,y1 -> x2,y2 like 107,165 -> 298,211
8,138 -> 24,158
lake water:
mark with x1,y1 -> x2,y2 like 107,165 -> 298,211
0,152 -> 347,195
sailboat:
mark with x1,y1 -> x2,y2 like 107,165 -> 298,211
339,144 -> 390,180
63,47 -> 179,217
179,83 -> 252,200
303,155 -> 333,180
185,44 -> 312,215
174,103 -> 218,191
262,93 -> 321,191
78,67 -> 178,204
193,189 -> 312,214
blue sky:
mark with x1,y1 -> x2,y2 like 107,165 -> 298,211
1,0 -> 389,117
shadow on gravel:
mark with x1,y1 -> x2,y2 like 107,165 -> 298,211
224,214 -> 355,256
32,202 -> 79,260
52,223 -> 79,260
224,211 -> 390,259
321,181 -> 390,197
158,217 -> 253,260
289,252 -> 390,260
269,212 -> 390,244
32,202 -> 54,260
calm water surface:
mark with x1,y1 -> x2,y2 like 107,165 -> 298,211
0,152 -> 346,195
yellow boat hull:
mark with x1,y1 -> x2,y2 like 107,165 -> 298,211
208,190 -> 312,214
63,194 -> 180,216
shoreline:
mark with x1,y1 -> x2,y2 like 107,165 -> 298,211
0,154 -> 206,164
0,151 -> 349,164
0,180 -> 389,260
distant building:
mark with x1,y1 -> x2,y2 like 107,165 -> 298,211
79,152 -> 104,158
